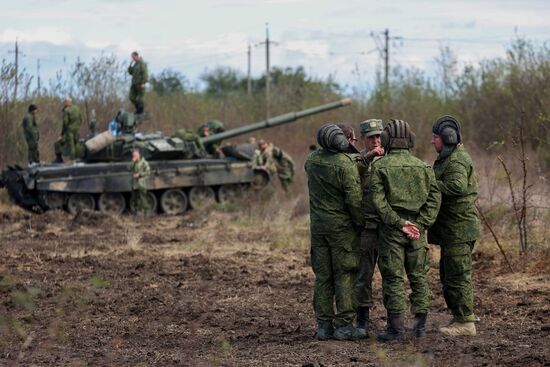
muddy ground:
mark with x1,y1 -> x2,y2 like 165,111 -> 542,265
0,205 -> 549,367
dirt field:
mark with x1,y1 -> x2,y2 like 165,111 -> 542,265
1,199 -> 549,367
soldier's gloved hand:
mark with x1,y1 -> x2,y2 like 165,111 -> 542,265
402,220 -> 420,240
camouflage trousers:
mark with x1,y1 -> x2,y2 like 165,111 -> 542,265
129,84 -> 145,114
356,227 -> 379,308
278,177 -> 293,192
310,230 -> 360,327
130,187 -> 150,214
440,241 -> 476,322
54,130 -> 80,159
26,140 -> 39,164
378,225 -> 431,315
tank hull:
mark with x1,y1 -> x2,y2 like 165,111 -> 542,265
2,160 -> 270,214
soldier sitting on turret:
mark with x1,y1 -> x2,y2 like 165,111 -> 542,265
198,120 -> 225,158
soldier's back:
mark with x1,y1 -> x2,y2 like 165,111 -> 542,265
305,149 -> 361,233
372,149 -> 434,215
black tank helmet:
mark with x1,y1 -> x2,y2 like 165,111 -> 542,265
316,124 -> 350,153
432,115 -> 462,158
380,119 -> 416,151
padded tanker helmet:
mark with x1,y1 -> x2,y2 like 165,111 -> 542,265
316,124 -> 350,153
380,119 -> 416,150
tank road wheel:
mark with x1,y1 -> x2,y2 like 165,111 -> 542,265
251,170 -> 270,190
98,193 -> 126,215
188,186 -> 216,209
160,189 -> 188,215
39,191 -> 66,210
145,191 -> 158,216
217,184 -> 243,204
67,193 -> 95,215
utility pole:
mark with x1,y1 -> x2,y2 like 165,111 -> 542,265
384,28 -> 389,91
8,38 -> 21,102
371,29 -> 401,111
265,23 -> 271,118
247,44 -> 252,96
256,23 -> 278,119
37,58 -> 41,96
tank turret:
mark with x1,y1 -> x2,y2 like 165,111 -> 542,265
82,98 -> 352,162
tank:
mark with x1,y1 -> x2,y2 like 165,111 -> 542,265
0,99 -> 351,215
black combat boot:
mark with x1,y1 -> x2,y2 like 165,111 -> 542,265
376,313 -> 405,342
53,153 -> 63,163
356,307 -> 369,337
314,321 -> 334,341
413,313 -> 427,337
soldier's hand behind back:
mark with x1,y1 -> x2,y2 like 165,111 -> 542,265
402,220 -> 420,240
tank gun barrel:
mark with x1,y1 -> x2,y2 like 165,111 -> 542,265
200,98 -> 352,145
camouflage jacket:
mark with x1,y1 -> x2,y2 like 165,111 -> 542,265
128,59 -> 148,86
370,149 -> 441,231
272,146 -> 295,179
22,112 -> 39,144
260,144 -> 277,175
428,144 -> 481,245
305,149 -> 364,234
354,150 -> 381,229
62,105 -> 82,134
131,157 -> 151,190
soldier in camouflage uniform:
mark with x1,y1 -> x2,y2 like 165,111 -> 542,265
258,140 -> 295,191
198,120 -> 225,157
22,104 -> 40,164
370,120 -> 441,342
128,51 -> 148,115
54,98 -> 82,162
258,139 -> 277,175
354,119 -> 385,336
429,115 -> 481,337
130,148 -> 151,216
305,124 -> 365,341
272,146 -> 295,192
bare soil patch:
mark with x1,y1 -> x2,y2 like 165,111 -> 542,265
1,207 -> 549,366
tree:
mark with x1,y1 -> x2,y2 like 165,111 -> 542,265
201,67 -> 244,97
150,69 -> 187,96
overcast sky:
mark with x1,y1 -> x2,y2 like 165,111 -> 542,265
1,0 -> 549,91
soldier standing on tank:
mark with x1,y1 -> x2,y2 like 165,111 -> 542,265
354,119 -> 385,337
128,51 -> 148,116
429,116 -> 481,337
54,98 -> 82,163
130,148 -> 151,217
22,104 -> 40,164
305,124 -> 365,341
370,119 -> 441,342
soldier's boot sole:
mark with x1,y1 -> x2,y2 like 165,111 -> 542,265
439,322 -> 476,336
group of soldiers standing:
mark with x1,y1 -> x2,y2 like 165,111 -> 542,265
305,116 -> 480,341
22,52 -> 147,164
22,97 -> 83,164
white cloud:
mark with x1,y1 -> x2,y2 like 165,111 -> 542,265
0,27 -> 73,45
116,39 -> 144,55
285,40 -> 330,58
